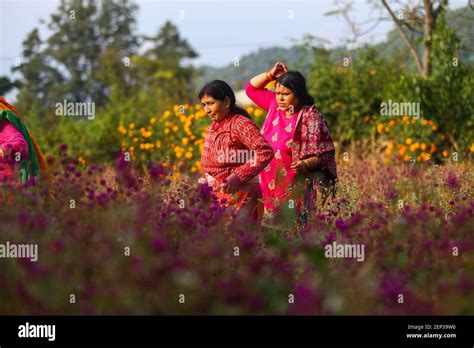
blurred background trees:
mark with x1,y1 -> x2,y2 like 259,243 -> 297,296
0,0 -> 472,165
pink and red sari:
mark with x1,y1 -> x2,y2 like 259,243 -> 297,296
245,82 -> 337,227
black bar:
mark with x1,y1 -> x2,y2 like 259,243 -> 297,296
0,315 -> 473,346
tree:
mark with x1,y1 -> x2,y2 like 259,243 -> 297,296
327,0 -> 454,77
0,76 -> 18,96
129,21 -> 199,105
13,0 -> 138,116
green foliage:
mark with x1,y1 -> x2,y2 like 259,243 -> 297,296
390,16 -> 474,153
308,46 -> 402,145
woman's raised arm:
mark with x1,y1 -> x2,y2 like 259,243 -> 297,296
249,62 -> 288,89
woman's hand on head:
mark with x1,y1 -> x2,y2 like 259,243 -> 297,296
269,62 -> 288,79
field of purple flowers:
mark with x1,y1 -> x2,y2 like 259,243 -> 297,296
0,145 -> 472,315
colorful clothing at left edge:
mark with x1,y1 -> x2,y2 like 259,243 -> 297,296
0,97 -> 48,187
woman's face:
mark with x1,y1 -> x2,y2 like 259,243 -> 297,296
201,95 -> 230,122
276,83 -> 300,114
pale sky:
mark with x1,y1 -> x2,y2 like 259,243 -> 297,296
0,0 -> 467,79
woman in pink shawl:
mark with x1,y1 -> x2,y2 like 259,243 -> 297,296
245,62 -> 337,230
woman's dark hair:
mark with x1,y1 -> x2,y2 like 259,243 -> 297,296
198,80 -> 250,118
276,71 -> 315,107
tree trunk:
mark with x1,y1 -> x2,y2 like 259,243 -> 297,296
422,0 -> 435,78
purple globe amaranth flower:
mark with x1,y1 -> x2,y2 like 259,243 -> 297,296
148,163 -> 167,182
445,172 -> 459,189
152,235 -> 168,253
335,218 -> 349,231
288,282 -> 323,315
324,231 -> 337,244
59,143 -> 68,152
379,271 -> 407,300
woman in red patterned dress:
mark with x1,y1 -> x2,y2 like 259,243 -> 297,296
198,80 -> 274,223
246,63 -> 337,229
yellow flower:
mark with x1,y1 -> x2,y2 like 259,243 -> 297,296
377,123 -> 384,134
140,143 -> 145,150
191,167 -> 197,173
129,146 -> 135,152
163,110 -> 171,118
150,117 -> 157,124
388,120 -> 395,127
430,143 -> 437,153
156,140 -> 161,148
432,125 -> 437,131
254,109 -> 263,117
164,128 -> 170,134
133,137 -> 139,143
385,147 -> 392,155
471,143 -> 474,153
420,152 -> 430,161
404,154 -> 410,161
129,123 -> 135,129
182,137 -> 189,145
399,145 -> 407,156
176,152 -> 183,158
421,143 -> 427,151
173,105 -> 180,112
402,115 -> 409,122
442,150 -> 449,158
118,126 -> 127,134
172,126 -> 178,132
185,152 -> 193,159
246,106 -> 255,115
410,143 -> 420,152
405,138 -> 413,145
384,127 -> 390,132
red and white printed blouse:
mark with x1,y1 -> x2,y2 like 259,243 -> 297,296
201,114 -> 274,187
